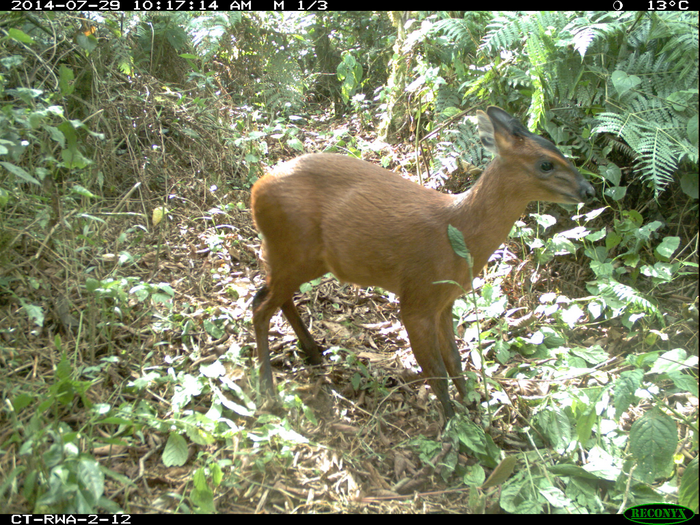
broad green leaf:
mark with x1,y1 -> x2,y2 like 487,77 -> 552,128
1,162 -> 40,185
655,236 -> 681,259
611,70 -> 641,97
447,224 -> 472,265
679,456 -> 698,513
162,433 -> 188,467
680,173 -> 698,199
629,409 -> 677,483
614,369 -> 643,420
8,28 -> 35,45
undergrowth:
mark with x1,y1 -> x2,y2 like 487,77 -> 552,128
0,10 -> 697,514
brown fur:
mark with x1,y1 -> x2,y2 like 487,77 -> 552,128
250,106 -> 595,418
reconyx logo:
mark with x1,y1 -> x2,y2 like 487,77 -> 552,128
624,504 -> 695,525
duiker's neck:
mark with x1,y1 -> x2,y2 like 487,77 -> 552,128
448,159 -> 531,274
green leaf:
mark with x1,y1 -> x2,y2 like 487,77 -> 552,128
452,417 -> 488,455
501,473 -> 542,513
629,409 -> 677,483
539,484 -> 571,508
463,464 -> 486,487
12,393 -> 34,412
8,28 -> 35,45
532,213 -> 556,229
669,372 -> 699,397
641,262 -> 678,283
1,161 -> 40,185
350,372 -> 361,391
575,206 -> 607,223
44,125 -> 66,148
59,65 -> 75,96
22,302 -> 45,327
655,236 -> 680,259
576,408 -> 596,444
481,456 -> 516,488
585,228 -> 606,242
602,164 -> 622,185
162,433 -> 188,467
549,463 -> 603,480
649,348 -> 695,375
71,185 -> 96,198
679,456 -> 698,513
210,462 -> 223,486
571,345 -> 607,365
76,33 -> 98,53
611,70 -> 641,98
639,220 -> 663,240
191,487 -> 215,513
157,283 -> 175,296
447,224 -> 472,266
536,408 -> 572,452
680,173 -> 698,200
77,213 -> 105,224
605,230 -> 622,251
85,278 -> 101,293
286,137 -> 304,151
583,445 -> 622,481
687,115 -> 698,146
8,87 -> 42,105
78,457 -> 105,503
604,186 -> 626,201
614,369 -> 643,420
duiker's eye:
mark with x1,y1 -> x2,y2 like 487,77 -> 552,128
540,161 -> 554,173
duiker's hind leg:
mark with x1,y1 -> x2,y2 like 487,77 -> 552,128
252,284 -> 286,394
281,299 -> 323,364
252,269 -> 324,393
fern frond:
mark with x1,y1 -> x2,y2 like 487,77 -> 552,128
261,52 -> 305,111
480,13 -> 523,53
570,25 -> 596,58
636,131 -> 678,189
594,41 -> 698,195
436,85 -> 462,117
598,281 -> 659,316
655,12 -> 699,63
432,18 -> 476,50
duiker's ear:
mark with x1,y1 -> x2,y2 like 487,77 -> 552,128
477,110 -> 497,154
478,106 -> 523,155
487,106 -> 530,137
